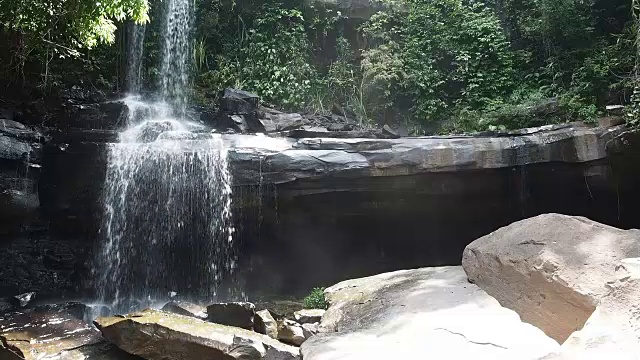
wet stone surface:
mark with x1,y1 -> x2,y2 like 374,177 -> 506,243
0,308 -> 139,359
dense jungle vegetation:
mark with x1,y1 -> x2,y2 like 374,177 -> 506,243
1,0 -> 639,134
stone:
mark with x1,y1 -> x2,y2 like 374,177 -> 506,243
220,88 -> 260,115
598,116 -> 624,127
227,124 -> 622,185
33,301 -> 88,320
95,309 -> 299,360
207,302 -> 256,330
13,292 -> 35,307
462,213 -> 640,342
301,323 -> 319,339
542,257 -> 640,359
161,301 -> 207,319
0,310 -> 136,360
272,113 -> 306,131
300,266 -> 559,360
278,319 -> 306,347
294,309 -> 325,324
382,124 -> 400,138
255,309 -> 278,339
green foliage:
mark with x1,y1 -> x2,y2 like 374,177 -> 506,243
1,0 -> 148,50
195,2 -> 317,109
303,287 -> 328,310
360,0 -> 516,130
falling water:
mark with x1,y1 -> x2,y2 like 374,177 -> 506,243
160,0 -> 192,114
125,22 -> 146,94
94,0 -> 236,311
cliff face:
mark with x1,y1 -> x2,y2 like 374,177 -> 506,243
2,93 -> 640,299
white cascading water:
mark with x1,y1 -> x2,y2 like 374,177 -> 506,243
94,0 -> 235,311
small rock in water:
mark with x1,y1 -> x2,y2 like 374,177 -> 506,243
207,302 -> 255,330
293,309 -> 325,324
278,319 -> 305,347
162,301 -> 207,319
254,309 -> 278,339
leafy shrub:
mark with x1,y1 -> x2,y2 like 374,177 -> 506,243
303,287 -> 329,310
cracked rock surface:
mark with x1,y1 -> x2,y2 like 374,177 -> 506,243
462,214 -> 640,343
300,266 -> 559,360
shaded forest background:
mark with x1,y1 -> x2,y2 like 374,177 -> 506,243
0,0 -> 638,134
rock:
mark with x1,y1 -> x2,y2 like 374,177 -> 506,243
95,309 -> 299,360
293,309 -> 325,324
278,319 -> 306,347
382,124 -> 400,137
161,301 -> 207,319
462,213 -> 640,342
272,113 -> 306,131
33,301 -> 87,320
327,123 -> 355,131
598,116 -> 624,127
255,309 -> 278,339
220,88 -> 260,115
301,323 -> 318,339
207,302 -> 256,330
0,310 -> 136,360
13,292 -> 35,307
542,258 -> 640,359
300,266 -> 559,360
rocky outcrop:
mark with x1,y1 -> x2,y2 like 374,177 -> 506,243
95,309 -> 300,360
293,309 -> 325,324
278,319 -> 306,346
300,266 -> 559,360
542,258 -> 640,359
255,310 -> 279,339
162,300 -> 207,319
0,117 -> 42,234
0,309 -> 137,360
207,302 -> 256,330
462,213 -> 640,342
227,124 -> 623,185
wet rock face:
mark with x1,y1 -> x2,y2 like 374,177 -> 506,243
0,307 -> 138,360
94,309 -> 300,360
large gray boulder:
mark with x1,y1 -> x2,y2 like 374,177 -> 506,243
462,213 -> 640,342
95,309 -> 299,360
300,266 -> 559,360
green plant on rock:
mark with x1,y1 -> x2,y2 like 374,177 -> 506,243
303,287 -> 329,310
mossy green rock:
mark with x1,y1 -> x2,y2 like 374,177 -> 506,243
94,309 -> 300,360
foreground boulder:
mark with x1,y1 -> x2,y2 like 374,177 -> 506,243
301,266 -> 558,360
543,257 -> 640,359
95,309 -> 299,360
462,213 -> 640,342
207,302 -> 255,329
0,309 -> 136,360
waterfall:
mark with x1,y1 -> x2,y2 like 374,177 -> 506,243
160,0 -> 192,115
94,0 -> 236,311
125,22 -> 146,94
